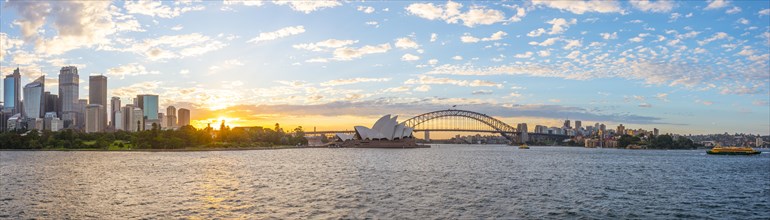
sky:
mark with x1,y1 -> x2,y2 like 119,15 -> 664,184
0,0 -> 768,135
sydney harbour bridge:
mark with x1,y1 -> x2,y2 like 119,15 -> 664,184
304,109 -> 569,144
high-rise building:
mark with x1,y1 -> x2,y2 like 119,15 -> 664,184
85,104 -> 103,133
122,105 -> 136,132
43,92 -> 59,114
617,124 -> 625,135
563,120 -> 571,129
166,106 -> 177,128
653,128 -> 659,136
136,94 -> 159,120
178,108 -> 190,127
114,110 -> 123,131
89,75 -> 107,132
22,76 -> 45,119
58,66 -> 79,128
575,120 -> 582,130
77,99 -> 88,129
158,113 -> 165,129
3,67 -> 22,114
110,97 -> 120,129
131,107 -> 144,132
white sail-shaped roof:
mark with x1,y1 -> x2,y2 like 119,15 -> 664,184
393,124 -> 405,139
371,114 -> 390,134
351,115 -> 414,141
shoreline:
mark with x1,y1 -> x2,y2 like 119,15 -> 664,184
0,146 -> 329,152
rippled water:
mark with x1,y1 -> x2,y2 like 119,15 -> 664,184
1,145 -> 769,219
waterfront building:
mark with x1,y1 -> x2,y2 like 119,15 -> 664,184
89,75 -> 108,132
130,107 -> 144,132
114,110 -> 123,131
599,124 -> 606,132
122,105 -> 135,131
757,138 -> 764,148
85,104 -> 103,133
58,66 -> 79,128
178,108 -> 190,126
44,112 -> 62,132
617,124 -> 625,136
110,97 -> 120,130
575,120 -> 582,130
563,120 -> 571,129
334,114 -> 417,148
22,76 -> 45,119
136,94 -> 159,120
166,106 -> 177,128
653,128 -> 659,136
43,92 -> 59,114
3,68 -> 22,114
26,118 -> 43,131
0,109 -> 10,132
77,99 -> 88,129
6,113 -> 22,131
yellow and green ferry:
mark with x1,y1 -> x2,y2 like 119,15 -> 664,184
707,146 -> 761,155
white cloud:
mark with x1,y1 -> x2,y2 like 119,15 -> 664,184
460,31 -> 507,43
273,0 -> 341,14
565,51 -> 581,59
726,6 -> 742,14
527,28 -> 547,37
705,0 -> 729,10
514,51 -> 534,58
430,33 -> 438,42
401,53 -> 421,61
546,18 -> 577,35
413,85 -> 431,92
357,6 -> 375,14
405,1 -> 506,27
531,37 -> 561,46
697,32 -> 729,45
452,55 -> 463,60
320,78 -> 390,86
247,25 -> 306,44
563,39 -> 582,50
99,33 -> 227,61
472,90 -> 493,95
106,63 -> 160,79
333,43 -> 391,60
693,47 -> 707,54
538,50 -> 552,57
600,32 -> 618,40
760,9 -> 770,16
293,39 -> 358,52
405,75 -> 502,88
531,0 -> 625,14
638,103 -> 652,108
630,0 -> 675,13
395,37 -> 420,49
428,59 -> 439,65
171,25 -> 183,31
737,18 -> 749,25
460,35 -> 480,43
124,0 -> 205,18
223,0 -> 264,7
180,69 -> 190,75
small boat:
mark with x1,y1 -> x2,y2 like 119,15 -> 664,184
707,146 -> 761,155
519,144 -> 529,149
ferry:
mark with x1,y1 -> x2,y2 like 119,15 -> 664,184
519,144 -> 529,149
707,146 -> 761,155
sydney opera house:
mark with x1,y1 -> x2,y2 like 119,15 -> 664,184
334,114 -> 425,148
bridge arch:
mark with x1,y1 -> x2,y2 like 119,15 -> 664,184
401,109 -> 518,141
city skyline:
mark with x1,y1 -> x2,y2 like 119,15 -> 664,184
1,1 -> 769,135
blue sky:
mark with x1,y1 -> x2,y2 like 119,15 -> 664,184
1,0 -> 768,134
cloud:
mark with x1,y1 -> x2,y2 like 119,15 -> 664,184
655,93 -> 669,101
293,39 -> 358,51
395,37 -> 420,49
430,33 -> 438,42
638,103 -> 652,108
105,63 -> 160,79
401,53 -> 421,61
697,32 -> 729,45
530,37 -> 561,46
272,0 -> 341,13
357,6 -> 375,14
472,90 -> 493,95
546,18 -> 577,35
527,28 -> 546,37
333,43 -> 391,60
405,1 -> 506,27
600,32 -> 618,40
223,0 -> 264,7
99,33 -> 227,61
726,6 -> 742,14
704,0 -> 729,10
531,0 -> 625,14
760,9 -> 770,16
6,1 -> 144,56
452,55 -> 463,60
565,51 -> 581,59
247,25 -> 306,44
405,75 -> 502,88
460,31 -> 507,43
538,50 -> 552,57
320,78 -> 391,86
563,39 -> 582,50
630,0 -> 675,13
413,85 -> 431,92
514,51 -> 534,59
752,100 -> 769,106
124,0 -> 205,18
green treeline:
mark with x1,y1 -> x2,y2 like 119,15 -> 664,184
0,124 -> 308,150
617,134 -> 701,149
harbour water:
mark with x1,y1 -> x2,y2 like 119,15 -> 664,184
1,145 -> 769,219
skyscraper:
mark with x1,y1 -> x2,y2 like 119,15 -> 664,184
136,94 -> 159,120
178,108 -> 190,127
43,92 -> 59,115
166,106 -> 177,128
575,120 -> 582,130
89,75 -> 107,132
617,124 -> 625,135
563,120 -> 571,129
114,109 -> 124,131
131,107 -> 143,132
58,66 -> 79,128
110,97 -> 120,129
77,99 -> 87,129
22,76 -> 45,119
3,67 -> 21,114
122,104 -> 135,132
85,104 -> 103,133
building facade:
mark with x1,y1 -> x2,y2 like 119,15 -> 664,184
58,66 -> 79,128
89,75 -> 108,132
23,76 -> 45,119
177,108 -> 190,127
110,97 -> 120,129
166,106 -> 177,128
85,104 -> 103,133
3,68 -> 22,114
